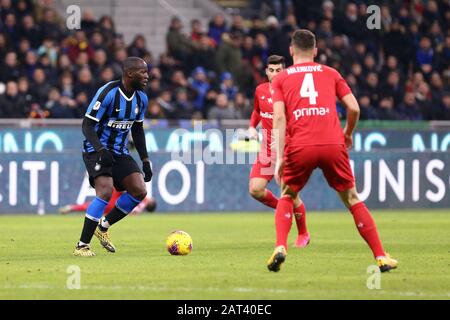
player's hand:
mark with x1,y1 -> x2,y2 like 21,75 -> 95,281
142,160 -> 153,182
274,158 -> 285,185
248,127 -> 259,141
98,148 -> 114,167
344,133 -> 353,149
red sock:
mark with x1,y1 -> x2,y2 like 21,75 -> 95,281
275,196 -> 294,249
70,203 -> 90,212
294,203 -> 308,235
260,189 -> 278,209
350,202 -> 385,258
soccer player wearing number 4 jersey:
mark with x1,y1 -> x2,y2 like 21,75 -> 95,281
268,30 -> 398,272
248,55 -> 310,248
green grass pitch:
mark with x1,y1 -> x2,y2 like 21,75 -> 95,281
1,211 -> 449,300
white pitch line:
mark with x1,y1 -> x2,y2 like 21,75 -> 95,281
1,284 -> 450,298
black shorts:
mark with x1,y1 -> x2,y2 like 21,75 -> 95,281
83,152 -> 142,191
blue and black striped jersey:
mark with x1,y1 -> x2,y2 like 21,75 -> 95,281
83,80 -> 148,155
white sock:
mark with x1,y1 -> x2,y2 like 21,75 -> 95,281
100,217 -> 111,229
78,241 -> 88,247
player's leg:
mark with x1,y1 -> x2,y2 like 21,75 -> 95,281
95,156 -> 146,252
267,182 -> 296,272
103,188 -> 122,215
267,147 -> 315,271
321,145 -> 397,272
337,187 -> 397,272
249,177 -> 278,208
293,195 -> 310,248
74,176 -> 113,257
59,202 -> 90,214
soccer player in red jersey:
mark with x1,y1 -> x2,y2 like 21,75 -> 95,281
248,55 -> 310,248
268,29 -> 398,272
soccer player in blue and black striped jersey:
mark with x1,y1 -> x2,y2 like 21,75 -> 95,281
73,57 -> 153,257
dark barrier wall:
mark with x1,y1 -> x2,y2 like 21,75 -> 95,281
0,126 -> 449,213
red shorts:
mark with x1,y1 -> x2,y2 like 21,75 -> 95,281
282,144 -> 355,193
249,152 -> 276,181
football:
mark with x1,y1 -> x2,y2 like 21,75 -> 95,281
166,230 -> 193,255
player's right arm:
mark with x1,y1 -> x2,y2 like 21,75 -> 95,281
334,69 -> 360,149
340,93 -> 360,149
248,88 -> 261,140
82,83 -> 116,165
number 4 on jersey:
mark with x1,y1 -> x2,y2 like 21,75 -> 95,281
300,73 -> 318,105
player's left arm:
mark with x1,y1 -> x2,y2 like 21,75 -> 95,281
271,76 -> 286,185
132,92 -> 152,182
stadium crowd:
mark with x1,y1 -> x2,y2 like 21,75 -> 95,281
0,0 -> 449,120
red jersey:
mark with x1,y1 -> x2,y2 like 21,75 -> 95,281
250,82 -> 275,156
272,62 -> 352,147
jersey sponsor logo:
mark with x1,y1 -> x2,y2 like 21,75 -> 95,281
107,119 -> 134,129
293,107 -> 330,120
93,101 -> 101,110
260,111 -> 273,119
286,65 -> 323,75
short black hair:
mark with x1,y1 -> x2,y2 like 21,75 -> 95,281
291,29 -> 316,51
122,57 -> 146,72
267,55 -> 285,67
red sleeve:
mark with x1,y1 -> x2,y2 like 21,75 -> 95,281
271,73 -> 285,103
249,89 -> 261,127
335,69 -> 352,99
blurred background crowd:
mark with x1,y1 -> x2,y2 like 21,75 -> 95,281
0,0 -> 449,121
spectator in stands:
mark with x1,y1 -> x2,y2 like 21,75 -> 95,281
0,80 -> 29,118
156,89 -> 177,119
358,94 -> 378,120
188,66 -> 210,115
167,16 -> 195,68
127,34 -> 149,58
146,99 -> 166,119
440,93 -> 450,120
1,13 -> 20,46
90,48 -> 108,78
81,9 -> 97,37
216,32 -> 243,83
190,19 -> 204,42
208,13 -> 227,47
45,87 -> 75,118
74,66 -> 95,98
397,92 -> 423,121
174,88 -> 194,119
39,8 -> 63,41
230,14 -> 247,35
17,76 -> 33,106
378,96 -> 401,120
20,14 -> 42,48
219,72 -> 238,101
207,93 -> 235,120
66,30 -> 95,63
98,66 -> 115,86
233,92 -> 252,119
30,67 -> 51,106
98,15 -> 116,48
191,32 -> 216,72
0,51 -> 23,82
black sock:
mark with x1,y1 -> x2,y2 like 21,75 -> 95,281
79,217 -> 99,245
104,206 -> 128,228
